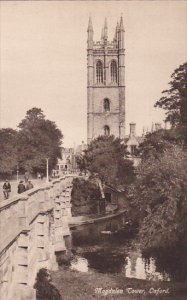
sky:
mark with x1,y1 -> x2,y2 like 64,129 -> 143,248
0,1 -> 187,147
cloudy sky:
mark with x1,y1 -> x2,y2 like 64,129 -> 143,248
0,1 -> 187,147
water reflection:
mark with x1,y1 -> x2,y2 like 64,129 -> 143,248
56,215 -> 187,282
83,248 -> 126,273
125,254 -> 170,281
70,257 -> 88,272
144,247 -> 187,282
67,246 -> 170,280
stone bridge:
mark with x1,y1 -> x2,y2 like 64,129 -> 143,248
0,174 -> 76,300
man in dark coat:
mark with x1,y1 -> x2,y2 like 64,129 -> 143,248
18,181 -> 26,194
3,179 -> 11,199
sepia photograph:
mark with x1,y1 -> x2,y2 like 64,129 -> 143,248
0,0 -> 187,299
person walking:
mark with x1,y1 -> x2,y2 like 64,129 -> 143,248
26,180 -> 34,190
24,171 -> 30,184
17,180 -> 26,194
3,179 -> 11,199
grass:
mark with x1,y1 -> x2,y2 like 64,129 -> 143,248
51,268 -> 187,300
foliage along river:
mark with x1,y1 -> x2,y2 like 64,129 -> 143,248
56,213 -> 187,283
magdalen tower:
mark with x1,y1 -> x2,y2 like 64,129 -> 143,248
87,16 -> 125,143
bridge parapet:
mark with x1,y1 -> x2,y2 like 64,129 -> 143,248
0,174 -> 76,300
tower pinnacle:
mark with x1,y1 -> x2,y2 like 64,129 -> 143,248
119,16 -> 124,49
87,16 -> 93,32
116,22 -> 119,42
104,18 -> 108,40
120,15 -> 124,31
87,16 -> 93,49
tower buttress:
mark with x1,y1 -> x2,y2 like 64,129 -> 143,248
101,27 -> 104,43
118,16 -> 125,86
87,16 -> 94,87
87,17 -> 94,143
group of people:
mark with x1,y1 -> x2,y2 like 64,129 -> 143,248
2,179 -> 34,200
17,180 -> 34,194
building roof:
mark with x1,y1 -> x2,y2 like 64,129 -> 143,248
124,135 -> 144,146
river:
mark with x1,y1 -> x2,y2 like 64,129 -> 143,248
56,213 -> 187,283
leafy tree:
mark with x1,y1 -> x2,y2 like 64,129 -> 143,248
155,62 -> 187,144
71,177 -> 101,216
18,108 -> 63,174
138,128 -> 181,160
0,128 -> 18,177
75,153 -> 86,172
128,145 -> 187,251
78,135 -> 135,188
155,62 -> 187,125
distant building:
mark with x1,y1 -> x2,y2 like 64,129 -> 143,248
125,123 -> 144,157
124,122 -> 163,166
124,123 -> 144,166
75,141 -> 87,156
56,147 -> 75,173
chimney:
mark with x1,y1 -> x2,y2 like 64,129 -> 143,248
129,123 -> 136,136
155,123 -> 162,131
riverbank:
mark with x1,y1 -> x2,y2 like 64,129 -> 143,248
51,268 -> 187,300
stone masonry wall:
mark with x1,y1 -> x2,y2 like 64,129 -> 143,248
0,175 -> 75,300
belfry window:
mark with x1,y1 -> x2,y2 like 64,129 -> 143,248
110,60 -> 117,83
96,61 -> 103,83
104,125 -> 110,136
104,98 -> 110,112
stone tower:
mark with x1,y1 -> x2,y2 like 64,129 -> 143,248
87,16 -> 125,143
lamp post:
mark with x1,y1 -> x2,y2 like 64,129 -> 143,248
46,158 -> 49,182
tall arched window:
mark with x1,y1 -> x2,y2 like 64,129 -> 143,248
104,98 -> 110,112
104,125 -> 110,136
110,60 -> 117,83
96,61 -> 103,83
